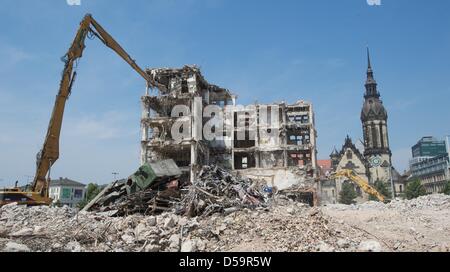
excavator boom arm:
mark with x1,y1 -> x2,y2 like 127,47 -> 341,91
332,169 -> 385,202
32,14 -> 154,195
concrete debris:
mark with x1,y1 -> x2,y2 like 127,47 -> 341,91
327,194 -> 450,211
83,159 -> 182,216
0,201 -> 363,252
358,240 -> 382,252
177,165 -> 267,217
4,242 -> 31,252
323,194 -> 450,252
10,228 -> 34,237
2,189 -> 449,252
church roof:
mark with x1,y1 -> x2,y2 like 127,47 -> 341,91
334,135 -> 367,164
361,98 -> 388,121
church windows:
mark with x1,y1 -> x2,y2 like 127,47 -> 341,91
371,124 -> 378,148
346,150 -> 353,160
379,124 -> 384,148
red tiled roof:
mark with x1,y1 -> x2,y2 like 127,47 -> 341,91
317,160 -> 332,169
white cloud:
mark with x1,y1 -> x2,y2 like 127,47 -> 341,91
0,43 -> 34,67
64,111 -> 139,140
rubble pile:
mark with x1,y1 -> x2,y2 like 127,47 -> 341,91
0,202 -> 198,252
328,194 -> 450,212
177,165 -> 267,217
0,200 -> 370,252
186,199 -> 366,252
84,160 -> 182,216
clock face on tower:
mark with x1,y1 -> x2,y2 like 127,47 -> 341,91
369,156 -> 382,167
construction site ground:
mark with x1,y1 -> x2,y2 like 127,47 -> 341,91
1,194 -> 449,252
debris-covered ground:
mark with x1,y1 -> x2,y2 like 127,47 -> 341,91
323,194 -> 450,252
2,194 -> 450,252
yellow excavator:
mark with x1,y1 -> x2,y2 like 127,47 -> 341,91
331,169 -> 386,202
0,14 -> 160,207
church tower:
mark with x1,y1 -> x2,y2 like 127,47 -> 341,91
361,49 -> 392,184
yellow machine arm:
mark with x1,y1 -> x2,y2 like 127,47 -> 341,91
331,169 -> 385,202
32,14 -> 159,196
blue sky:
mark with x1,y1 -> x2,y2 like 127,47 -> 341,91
0,0 -> 449,186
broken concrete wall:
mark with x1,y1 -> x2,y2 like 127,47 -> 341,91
141,66 -> 234,182
235,167 -> 313,191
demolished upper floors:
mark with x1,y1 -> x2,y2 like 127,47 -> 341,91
139,65 -> 317,191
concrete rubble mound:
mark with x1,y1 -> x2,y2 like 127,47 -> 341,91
1,201 -> 367,252
177,165 -> 267,217
328,194 -> 450,211
2,194 -> 450,252
83,159 -> 183,216
84,162 -> 269,218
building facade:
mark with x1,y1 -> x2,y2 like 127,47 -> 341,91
231,100 -> 317,173
49,178 -> 86,208
141,66 -> 235,183
361,49 -> 393,186
141,66 -> 318,192
331,136 -> 370,203
410,136 -> 450,194
412,136 -> 447,158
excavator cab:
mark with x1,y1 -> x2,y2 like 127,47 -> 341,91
0,188 -> 52,207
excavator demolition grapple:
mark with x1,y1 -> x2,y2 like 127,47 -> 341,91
0,14 -> 161,207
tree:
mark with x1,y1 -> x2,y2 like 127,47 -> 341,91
442,180 -> 450,195
339,182 -> 358,205
405,179 -> 427,200
77,183 -> 102,209
368,180 -> 391,202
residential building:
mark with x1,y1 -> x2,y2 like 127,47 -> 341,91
317,160 -> 332,178
49,178 -> 86,207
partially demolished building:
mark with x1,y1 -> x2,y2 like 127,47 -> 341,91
140,66 -> 235,183
140,65 -> 317,190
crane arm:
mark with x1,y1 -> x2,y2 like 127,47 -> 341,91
332,169 -> 385,202
32,14 -> 158,195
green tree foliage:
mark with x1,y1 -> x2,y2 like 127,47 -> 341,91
77,183 -> 101,209
405,179 -> 427,200
339,182 -> 358,205
442,180 -> 450,195
368,180 -> 391,202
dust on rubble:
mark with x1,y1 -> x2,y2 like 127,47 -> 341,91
0,197 -> 364,252
323,194 -> 450,252
1,194 -> 450,252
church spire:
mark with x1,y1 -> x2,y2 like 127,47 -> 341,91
365,47 -> 379,98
